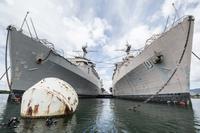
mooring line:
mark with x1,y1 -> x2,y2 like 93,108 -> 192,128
143,16 -> 193,104
5,26 -> 18,100
192,51 -> 200,61
0,66 -> 10,81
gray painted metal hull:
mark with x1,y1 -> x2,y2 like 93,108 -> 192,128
112,16 -> 194,103
8,27 -> 101,96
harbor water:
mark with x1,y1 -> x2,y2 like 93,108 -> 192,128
0,94 -> 200,133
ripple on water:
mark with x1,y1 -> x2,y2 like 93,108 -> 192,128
0,96 -> 199,133
191,99 -> 200,131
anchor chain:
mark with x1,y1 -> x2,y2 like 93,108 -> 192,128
144,16 -> 193,103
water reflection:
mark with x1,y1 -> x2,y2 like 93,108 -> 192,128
0,95 -> 199,133
191,99 -> 200,132
85,99 -> 117,132
0,94 -> 8,122
15,99 -> 98,133
113,99 -> 196,132
94,99 -> 116,132
15,115 -> 78,133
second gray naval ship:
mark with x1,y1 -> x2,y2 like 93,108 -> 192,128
6,24 -> 101,97
112,16 -> 194,104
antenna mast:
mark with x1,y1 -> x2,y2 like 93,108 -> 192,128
125,42 -> 131,55
30,17 -> 39,39
82,45 -> 88,58
163,16 -> 169,32
172,3 -> 181,25
20,11 -> 29,31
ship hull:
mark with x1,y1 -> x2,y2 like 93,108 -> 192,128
113,16 -> 194,104
8,27 -> 101,97
113,93 -> 190,104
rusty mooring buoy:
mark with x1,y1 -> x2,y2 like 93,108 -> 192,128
20,77 -> 78,118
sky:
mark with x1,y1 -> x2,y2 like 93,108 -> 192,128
0,0 -> 200,91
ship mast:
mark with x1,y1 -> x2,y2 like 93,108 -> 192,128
73,43 -> 97,59
82,45 -> 88,58
125,42 -> 131,55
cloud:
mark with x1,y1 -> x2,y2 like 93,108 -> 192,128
0,0 -> 111,52
0,0 -> 200,91
103,23 -> 162,63
0,0 -> 112,90
102,0 -> 200,90
154,0 -> 200,89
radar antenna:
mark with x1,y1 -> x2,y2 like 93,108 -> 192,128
115,41 -> 141,55
73,43 -> 97,58
125,42 -> 131,55
82,44 -> 88,58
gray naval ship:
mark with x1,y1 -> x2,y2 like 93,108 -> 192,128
112,15 -> 194,104
6,25 -> 101,97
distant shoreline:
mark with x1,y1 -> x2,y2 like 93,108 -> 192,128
191,96 -> 200,99
0,90 -> 10,94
